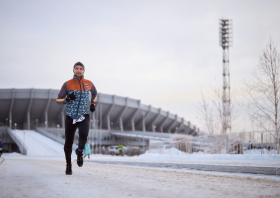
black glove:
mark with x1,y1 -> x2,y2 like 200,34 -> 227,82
90,103 -> 95,112
66,92 -> 76,102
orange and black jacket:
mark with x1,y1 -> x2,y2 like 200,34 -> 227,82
56,76 -> 97,119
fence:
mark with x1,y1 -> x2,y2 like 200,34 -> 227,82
148,130 -> 280,155
148,140 -> 191,155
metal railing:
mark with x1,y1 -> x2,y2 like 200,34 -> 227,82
191,131 -> 280,154
148,130 -> 280,155
36,127 -> 78,150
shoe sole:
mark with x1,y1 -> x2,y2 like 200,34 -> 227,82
65,172 -> 72,175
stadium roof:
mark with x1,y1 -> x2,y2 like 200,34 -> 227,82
0,88 -> 199,136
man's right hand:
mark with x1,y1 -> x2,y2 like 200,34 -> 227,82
66,92 -> 76,102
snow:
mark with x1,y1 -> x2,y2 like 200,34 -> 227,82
140,148 -> 280,161
1,131 -> 280,197
2,152 -> 23,156
1,156 -> 280,198
11,130 -> 65,156
3,130 -> 280,167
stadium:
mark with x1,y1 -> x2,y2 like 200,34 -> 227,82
0,88 -> 199,154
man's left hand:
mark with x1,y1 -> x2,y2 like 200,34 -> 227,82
90,103 -> 95,112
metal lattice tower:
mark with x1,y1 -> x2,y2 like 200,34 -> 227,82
219,19 -> 232,134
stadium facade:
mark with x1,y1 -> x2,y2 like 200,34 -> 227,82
0,88 -> 199,154
0,88 -> 199,134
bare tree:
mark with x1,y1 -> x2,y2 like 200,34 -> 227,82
199,90 -> 223,135
199,83 -> 239,134
244,39 -> 280,154
198,84 -> 239,153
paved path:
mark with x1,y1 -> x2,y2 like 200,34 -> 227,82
1,156 -> 280,198
85,155 -> 280,167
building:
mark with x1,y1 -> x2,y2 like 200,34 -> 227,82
0,88 -> 199,153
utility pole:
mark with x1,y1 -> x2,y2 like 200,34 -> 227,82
219,19 -> 233,134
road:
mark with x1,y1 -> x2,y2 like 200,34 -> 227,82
1,157 -> 280,198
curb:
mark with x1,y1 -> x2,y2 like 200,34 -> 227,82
89,160 -> 280,176
0,158 -> 5,166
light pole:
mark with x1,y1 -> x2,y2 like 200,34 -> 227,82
57,124 -> 60,138
23,130 -> 26,146
45,121 -> 47,131
6,118 -> 8,126
219,18 -> 233,134
36,119 -> 38,127
175,127 -> 178,134
14,123 -> 17,130
95,119 -> 99,154
111,122 -> 113,130
153,125 -> 156,133
140,105 -> 146,153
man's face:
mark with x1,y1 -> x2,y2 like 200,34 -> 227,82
73,65 -> 84,78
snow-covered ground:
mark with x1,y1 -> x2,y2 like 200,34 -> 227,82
11,130 -> 64,156
2,130 -> 280,197
0,156 -> 280,198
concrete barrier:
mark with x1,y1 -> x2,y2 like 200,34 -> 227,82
6,128 -> 28,155
215,165 -> 243,173
0,157 -> 4,165
242,166 -> 276,175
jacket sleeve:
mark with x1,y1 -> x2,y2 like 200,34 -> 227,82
56,82 -> 68,105
91,82 -> 98,104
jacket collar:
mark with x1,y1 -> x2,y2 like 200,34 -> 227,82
73,75 -> 84,80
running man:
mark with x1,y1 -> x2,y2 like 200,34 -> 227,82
56,62 -> 97,175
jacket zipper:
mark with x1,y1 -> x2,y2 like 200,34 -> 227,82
76,79 -> 82,117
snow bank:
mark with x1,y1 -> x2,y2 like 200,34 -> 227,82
11,130 -> 64,156
2,152 -> 23,156
140,147 -> 280,161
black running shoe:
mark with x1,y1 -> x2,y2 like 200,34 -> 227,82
75,148 -> 83,167
65,163 -> 72,175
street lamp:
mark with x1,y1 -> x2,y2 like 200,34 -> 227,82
153,125 -> 156,133
6,118 -> 8,126
36,119 -> 38,127
14,123 -> 17,130
45,121 -> 47,131
140,105 -> 146,153
23,130 -> 26,146
57,124 -> 60,138
111,122 -> 113,130
175,127 -> 178,134
95,119 -> 99,154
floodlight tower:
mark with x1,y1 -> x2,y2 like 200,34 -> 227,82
219,19 -> 232,134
